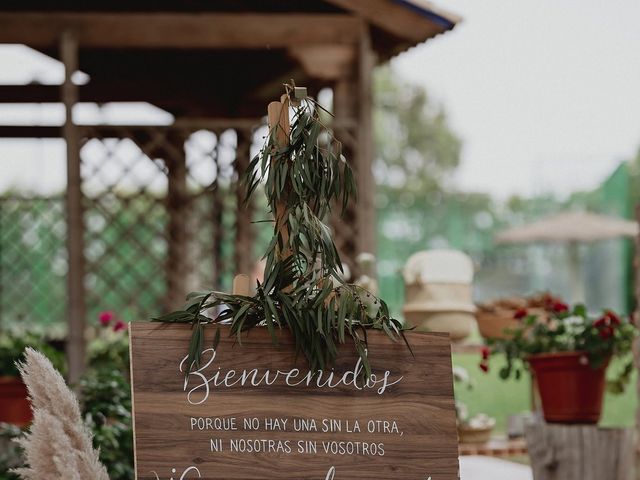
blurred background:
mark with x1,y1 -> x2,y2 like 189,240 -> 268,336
0,1 -> 639,478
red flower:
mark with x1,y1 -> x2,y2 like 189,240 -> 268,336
479,362 -> 489,373
481,346 -> 490,360
552,301 -> 569,314
113,320 -> 127,333
598,326 -> 613,339
542,293 -> 560,309
603,310 -> 620,326
513,308 -> 528,320
594,310 -> 621,329
98,311 -> 114,327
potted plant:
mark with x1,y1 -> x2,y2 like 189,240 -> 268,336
484,304 -> 636,423
0,332 -> 64,426
476,292 -> 562,340
453,365 -> 496,443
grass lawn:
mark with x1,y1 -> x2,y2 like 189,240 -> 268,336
453,353 -> 637,433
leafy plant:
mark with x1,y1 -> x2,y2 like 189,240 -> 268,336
81,311 -> 133,480
486,304 -> 636,393
0,322 -> 134,480
88,336 -> 130,378
80,370 -> 133,480
0,423 -> 23,480
155,85 -> 409,377
0,332 -> 64,378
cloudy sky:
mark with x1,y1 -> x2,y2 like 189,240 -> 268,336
393,0 -> 640,199
1,0 -> 640,199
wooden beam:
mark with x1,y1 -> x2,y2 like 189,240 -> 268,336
0,120 -> 264,139
0,83 -> 281,117
61,30 -> 86,385
289,45 -> 356,81
0,13 -> 360,48
0,125 -> 61,138
325,0 -> 452,42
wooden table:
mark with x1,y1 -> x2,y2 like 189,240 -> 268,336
459,437 -> 528,457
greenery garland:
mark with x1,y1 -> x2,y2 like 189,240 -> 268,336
155,85 -> 409,377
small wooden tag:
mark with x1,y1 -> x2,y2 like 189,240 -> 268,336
232,274 -> 250,296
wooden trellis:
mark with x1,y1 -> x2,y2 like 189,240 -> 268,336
0,1 -> 459,382
67,120 -> 263,380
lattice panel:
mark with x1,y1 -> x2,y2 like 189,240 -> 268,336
185,129 -> 240,292
0,124 -> 266,331
80,126 -> 255,322
0,197 -> 67,329
81,134 -> 170,323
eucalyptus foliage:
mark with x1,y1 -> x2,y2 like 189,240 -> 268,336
155,88 -> 409,376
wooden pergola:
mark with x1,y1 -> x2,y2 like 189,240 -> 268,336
0,1 -> 459,382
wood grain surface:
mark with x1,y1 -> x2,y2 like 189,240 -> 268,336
526,423 -> 633,480
130,322 -> 459,480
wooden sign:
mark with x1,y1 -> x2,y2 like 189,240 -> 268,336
129,322 -> 459,480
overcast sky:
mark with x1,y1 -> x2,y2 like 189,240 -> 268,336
393,0 -> 640,199
1,0 -> 640,199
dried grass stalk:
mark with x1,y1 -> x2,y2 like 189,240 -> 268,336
13,347 -> 109,480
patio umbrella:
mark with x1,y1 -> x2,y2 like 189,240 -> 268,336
495,211 -> 639,303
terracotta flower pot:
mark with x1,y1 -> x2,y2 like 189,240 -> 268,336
476,308 -> 547,340
476,310 -> 521,340
0,376 -> 32,426
527,352 -> 608,424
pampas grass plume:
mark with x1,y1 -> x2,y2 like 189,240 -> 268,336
13,347 -> 109,480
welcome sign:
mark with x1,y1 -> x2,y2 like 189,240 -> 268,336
129,322 -> 459,480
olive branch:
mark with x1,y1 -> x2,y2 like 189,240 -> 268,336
154,84 -> 410,377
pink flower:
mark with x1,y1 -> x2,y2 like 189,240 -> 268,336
113,320 -> 127,333
98,311 -> 114,327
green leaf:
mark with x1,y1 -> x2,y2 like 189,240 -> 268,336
155,90 -> 412,378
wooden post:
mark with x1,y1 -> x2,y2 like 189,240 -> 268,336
331,21 -> 376,279
165,131 -> 194,311
212,130 -> 225,291
267,95 -> 291,260
356,22 -> 376,257
525,423 -> 633,480
234,128 -> 254,276
332,76 -> 359,280
634,204 -> 640,479
60,30 -> 86,385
